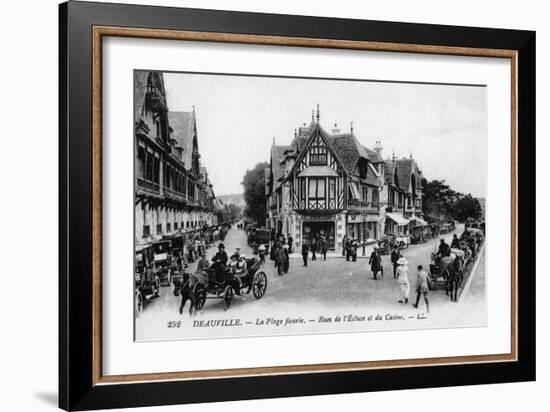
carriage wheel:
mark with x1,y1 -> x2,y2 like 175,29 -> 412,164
252,271 -> 267,299
223,286 -> 234,311
154,277 -> 161,297
135,291 -> 143,314
194,283 -> 207,310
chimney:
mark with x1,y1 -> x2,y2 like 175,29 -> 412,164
374,140 -> 383,156
331,123 -> 340,134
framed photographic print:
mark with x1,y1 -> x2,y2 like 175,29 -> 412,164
59,1 -> 535,410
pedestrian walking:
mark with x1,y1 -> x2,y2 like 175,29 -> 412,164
342,235 -> 347,257
258,243 -> 266,263
301,242 -> 309,267
275,246 -> 286,276
311,237 -> 317,261
396,257 -> 410,304
369,245 -> 383,280
287,235 -> 293,254
390,246 -> 401,279
413,265 -> 430,312
351,238 -> 358,262
320,236 -> 327,261
345,237 -> 352,261
283,244 -> 290,274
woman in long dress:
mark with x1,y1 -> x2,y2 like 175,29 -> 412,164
396,257 -> 410,304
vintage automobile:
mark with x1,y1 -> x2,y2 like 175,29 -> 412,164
246,224 -> 258,246
190,257 -> 268,311
252,228 -> 271,255
410,226 -> 430,244
134,244 -> 160,315
439,221 -> 456,235
152,239 -> 174,286
377,234 -> 409,255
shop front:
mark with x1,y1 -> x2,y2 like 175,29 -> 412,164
346,214 -> 381,241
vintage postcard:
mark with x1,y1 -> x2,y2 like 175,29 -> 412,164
134,70 -> 486,341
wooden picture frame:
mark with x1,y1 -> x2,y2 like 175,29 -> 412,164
59,1 -> 535,410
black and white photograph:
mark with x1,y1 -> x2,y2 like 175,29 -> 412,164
134,70 -> 487,341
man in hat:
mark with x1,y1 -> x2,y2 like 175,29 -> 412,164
210,243 -> 228,283
390,246 -> 401,279
396,257 -> 410,304
437,239 -> 451,258
413,265 -> 430,312
369,244 -> 382,280
212,243 -> 228,265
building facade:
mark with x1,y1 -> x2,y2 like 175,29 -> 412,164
134,71 -> 218,247
266,108 -> 424,251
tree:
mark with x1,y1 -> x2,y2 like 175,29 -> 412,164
422,179 -> 481,223
452,195 -> 482,222
242,162 -> 269,225
422,179 -> 458,222
215,204 -> 241,224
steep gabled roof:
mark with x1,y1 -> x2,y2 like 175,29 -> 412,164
329,133 -> 383,175
290,123 -> 347,179
168,111 -> 196,169
384,158 -> 422,192
395,159 -> 413,191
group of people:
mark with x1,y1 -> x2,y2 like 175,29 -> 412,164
300,235 -> 329,266
177,242 -> 251,316
367,244 -> 430,312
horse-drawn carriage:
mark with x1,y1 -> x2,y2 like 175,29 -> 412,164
428,248 -> 465,301
176,257 -> 268,311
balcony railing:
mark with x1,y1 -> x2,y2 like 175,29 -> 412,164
348,200 -> 380,213
137,177 -> 160,194
164,186 -> 188,202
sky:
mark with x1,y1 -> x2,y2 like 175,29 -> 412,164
164,72 -> 486,197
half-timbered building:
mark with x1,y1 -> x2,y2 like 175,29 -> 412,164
134,71 -> 217,247
266,108 -> 425,252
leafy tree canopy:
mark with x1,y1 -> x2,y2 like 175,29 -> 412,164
242,162 -> 269,225
421,178 -> 482,223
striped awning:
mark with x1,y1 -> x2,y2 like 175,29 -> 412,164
386,212 -> 409,226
